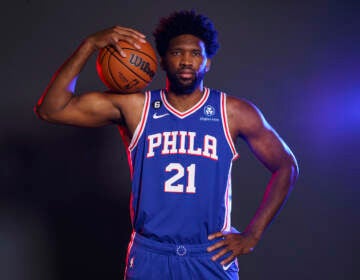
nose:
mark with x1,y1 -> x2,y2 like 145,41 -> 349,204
180,52 -> 192,67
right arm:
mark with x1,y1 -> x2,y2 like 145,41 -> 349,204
35,26 -> 147,127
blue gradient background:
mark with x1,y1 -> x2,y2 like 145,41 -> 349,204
1,1 -> 358,279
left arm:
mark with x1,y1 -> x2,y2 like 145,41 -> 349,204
207,96 -> 299,265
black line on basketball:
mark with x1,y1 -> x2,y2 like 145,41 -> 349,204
106,49 -> 126,90
99,50 -> 113,88
99,49 -> 107,64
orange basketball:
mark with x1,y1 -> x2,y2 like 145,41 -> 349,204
96,40 -> 158,93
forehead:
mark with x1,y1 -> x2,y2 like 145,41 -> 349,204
168,34 -> 206,50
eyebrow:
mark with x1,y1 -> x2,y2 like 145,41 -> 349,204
169,47 -> 202,51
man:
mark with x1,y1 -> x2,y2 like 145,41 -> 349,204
36,10 -> 298,280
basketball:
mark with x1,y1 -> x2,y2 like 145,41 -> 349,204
96,40 -> 158,93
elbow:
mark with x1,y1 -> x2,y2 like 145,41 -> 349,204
34,104 -> 52,122
34,104 -> 43,119
274,156 -> 299,185
34,92 -> 55,122
291,161 -> 299,182
34,104 -> 45,120
287,156 -> 299,184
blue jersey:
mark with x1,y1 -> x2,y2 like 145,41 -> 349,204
126,88 -> 238,244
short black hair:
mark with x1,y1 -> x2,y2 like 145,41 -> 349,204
153,10 -> 220,58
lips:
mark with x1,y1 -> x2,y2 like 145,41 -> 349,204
177,70 -> 195,79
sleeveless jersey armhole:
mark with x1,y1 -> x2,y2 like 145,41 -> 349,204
128,91 -> 151,152
220,92 -> 239,160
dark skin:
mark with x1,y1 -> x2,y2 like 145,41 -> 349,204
36,26 -> 298,267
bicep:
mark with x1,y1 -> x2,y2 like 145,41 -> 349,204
49,92 -> 121,127
229,97 -> 295,173
243,121 -> 293,173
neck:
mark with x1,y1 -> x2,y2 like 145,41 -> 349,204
165,78 -> 205,112
165,78 -> 204,95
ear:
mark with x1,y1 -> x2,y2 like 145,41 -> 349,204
205,58 -> 211,72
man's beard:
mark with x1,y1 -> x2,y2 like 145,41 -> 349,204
167,68 -> 206,95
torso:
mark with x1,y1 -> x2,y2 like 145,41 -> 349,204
122,88 -> 239,244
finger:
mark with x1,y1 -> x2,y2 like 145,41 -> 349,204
122,36 -> 143,49
118,47 -> 126,58
110,34 -> 142,56
207,240 -> 226,252
109,37 -> 127,57
220,254 -> 236,266
113,26 -> 147,42
208,232 -> 224,240
116,26 -> 146,38
120,27 -> 146,38
111,34 -> 144,52
211,248 -> 229,261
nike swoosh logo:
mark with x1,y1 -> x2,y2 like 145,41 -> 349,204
153,113 -> 170,119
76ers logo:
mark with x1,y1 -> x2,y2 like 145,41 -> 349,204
204,105 -> 215,117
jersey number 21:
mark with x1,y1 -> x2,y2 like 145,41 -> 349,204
164,163 -> 196,193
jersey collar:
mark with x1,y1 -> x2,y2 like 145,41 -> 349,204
160,88 -> 210,119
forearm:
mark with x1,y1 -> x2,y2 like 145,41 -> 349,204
244,161 -> 298,240
35,39 -> 96,119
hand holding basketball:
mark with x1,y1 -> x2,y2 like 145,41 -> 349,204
95,34 -> 158,94
86,26 -> 147,56
85,26 -> 158,93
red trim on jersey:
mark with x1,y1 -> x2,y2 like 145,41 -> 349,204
124,231 -> 136,279
117,125 -> 134,179
221,176 -> 230,232
221,167 -> 233,232
128,91 -> 151,178
220,93 -> 239,160
161,87 -> 210,119
129,91 -> 150,151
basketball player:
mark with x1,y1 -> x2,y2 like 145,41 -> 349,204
35,10 -> 298,279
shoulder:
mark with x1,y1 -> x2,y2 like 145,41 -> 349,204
209,88 -> 260,116
226,94 -> 262,119
224,93 -> 269,139
106,89 -> 164,108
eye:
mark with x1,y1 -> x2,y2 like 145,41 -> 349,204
170,50 -> 181,56
192,50 -> 202,57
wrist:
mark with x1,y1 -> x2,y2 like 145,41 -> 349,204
243,225 -> 264,241
81,37 -> 98,54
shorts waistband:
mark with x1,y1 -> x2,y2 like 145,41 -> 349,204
133,233 -> 217,257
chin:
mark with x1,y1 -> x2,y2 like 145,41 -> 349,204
173,79 -> 200,94
172,84 -> 196,95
